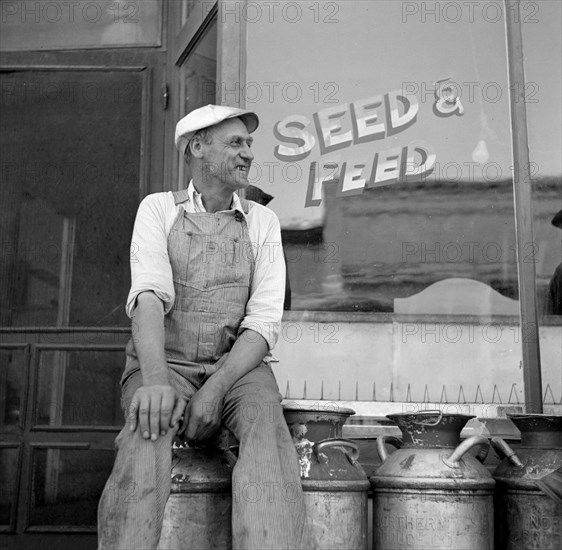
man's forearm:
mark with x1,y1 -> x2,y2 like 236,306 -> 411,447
206,329 -> 268,394
131,291 -> 169,386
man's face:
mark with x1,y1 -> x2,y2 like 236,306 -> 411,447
200,118 -> 254,191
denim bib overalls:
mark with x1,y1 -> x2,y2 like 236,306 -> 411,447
122,189 -> 255,385
165,189 -> 254,365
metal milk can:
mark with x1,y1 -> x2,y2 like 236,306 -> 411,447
283,405 -> 371,550
370,411 -> 494,550
491,413 -> 562,550
157,437 -> 237,550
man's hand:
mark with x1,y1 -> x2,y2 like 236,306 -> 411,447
180,382 -> 226,443
128,385 -> 186,441
176,330 -> 269,443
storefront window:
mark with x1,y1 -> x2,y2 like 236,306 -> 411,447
0,446 -> 19,527
0,69 -> 142,327
246,0 -> 519,315
519,0 -> 561,410
0,347 -> 26,430
35,349 -> 123,427
521,1 -> 562,319
0,0 -> 161,50
177,17 -> 217,188
30,447 -> 115,528
181,0 -> 210,27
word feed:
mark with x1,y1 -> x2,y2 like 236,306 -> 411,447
273,80 -> 463,207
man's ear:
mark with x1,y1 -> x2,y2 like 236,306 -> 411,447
189,137 -> 205,159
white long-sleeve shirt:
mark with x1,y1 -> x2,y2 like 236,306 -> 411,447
126,182 -> 286,350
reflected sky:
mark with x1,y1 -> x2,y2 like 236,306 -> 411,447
246,0 -> 561,228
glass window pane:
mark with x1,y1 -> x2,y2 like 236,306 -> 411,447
522,0 -> 562,317
178,18 -> 217,188
181,20 -> 217,115
36,349 -> 123,427
0,70 -> 141,327
181,0 -> 206,26
0,0 -> 161,51
30,447 -> 115,528
0,347 -> 26,430
247,0 -> 518,315
522,0 -> 562,408
0,446 -> 20,527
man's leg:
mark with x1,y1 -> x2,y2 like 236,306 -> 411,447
221,363 -> 306,550
97,370 -> 197,550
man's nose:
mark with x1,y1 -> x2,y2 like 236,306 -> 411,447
240,143 -> 254,161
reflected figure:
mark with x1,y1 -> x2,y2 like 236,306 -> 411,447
545,210 -> 562,315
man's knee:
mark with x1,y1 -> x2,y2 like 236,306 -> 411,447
115,423 -> 177,452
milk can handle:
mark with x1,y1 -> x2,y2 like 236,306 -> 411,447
490,436 -> 524,468
475,442 -> 490,464
314,438 -> 360,465
223,447 -> 239,468
376,435 -> 403,463
411,409 -> 443,427
443,435 -> 490,468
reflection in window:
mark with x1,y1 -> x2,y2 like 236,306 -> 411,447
36,350 -> 123,427
247,1 -> 519,315
181,0 -> 207,26
181,20 -> 217,116
0,348 -> 26,429
0,0 -> 161,51
521,0 -> 562,317
178,18 -> 217,188
30,448 -> 115,527
0,70 -> 141,327
0,447 -> 19,526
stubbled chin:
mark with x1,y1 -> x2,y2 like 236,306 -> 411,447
231,175 -> 250,189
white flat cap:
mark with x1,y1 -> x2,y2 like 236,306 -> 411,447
175,104 -> 259,156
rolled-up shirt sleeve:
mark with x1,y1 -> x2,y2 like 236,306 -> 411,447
239,207 -> 286,350
126,193 -> 175,317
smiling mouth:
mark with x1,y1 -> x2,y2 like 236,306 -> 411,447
236,166 -> 249,174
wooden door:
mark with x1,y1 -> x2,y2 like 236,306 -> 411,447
0,9 -> 168,549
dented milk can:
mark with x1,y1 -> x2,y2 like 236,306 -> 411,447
157,438 -> 237,550
491,414 -> 562,550
283,405 -> 370,549
370,411 -> 494,550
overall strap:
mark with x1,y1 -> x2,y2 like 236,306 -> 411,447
236,197 -> 255,291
